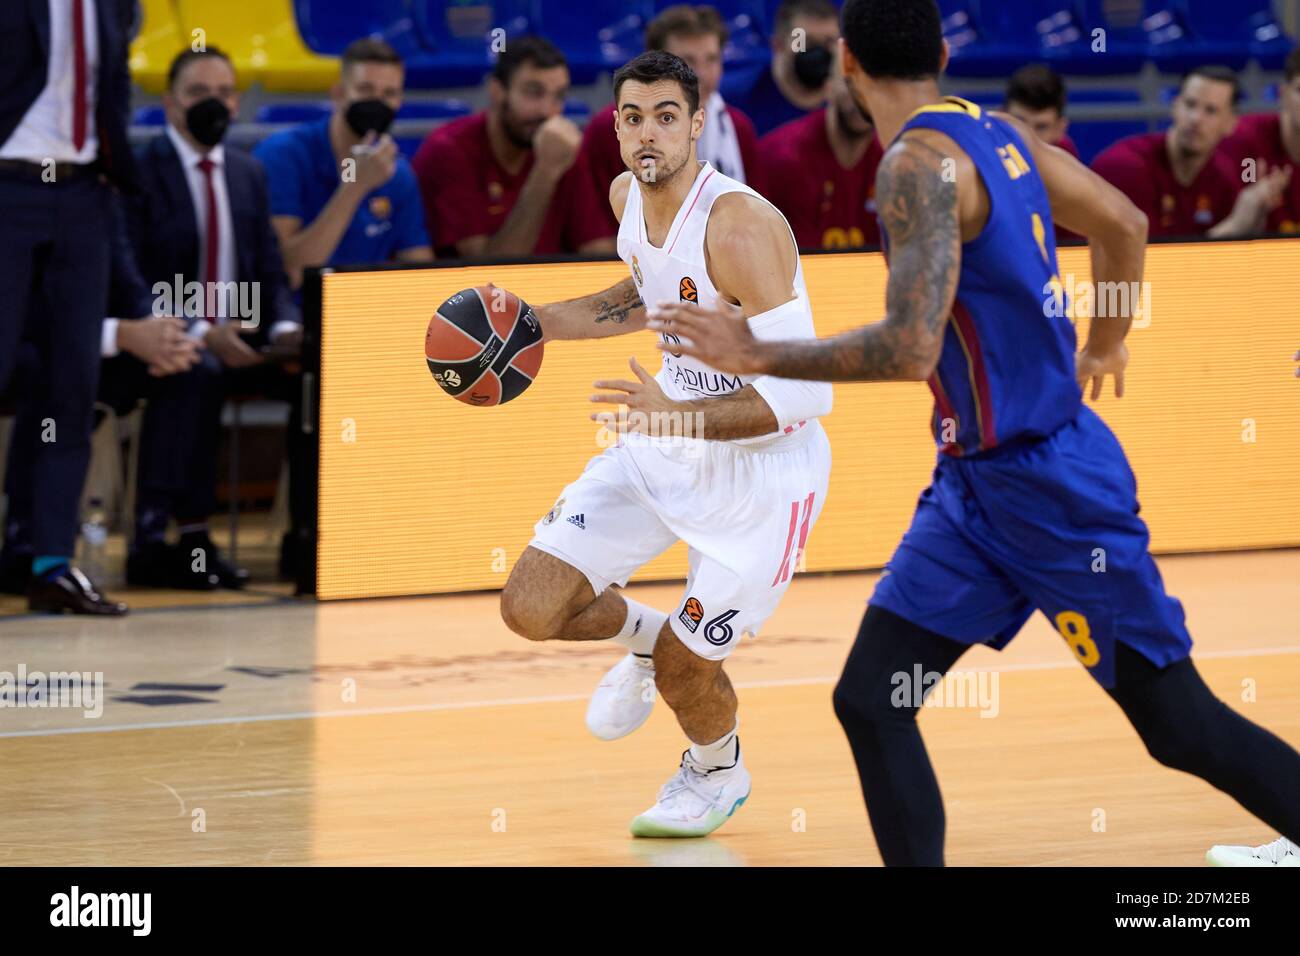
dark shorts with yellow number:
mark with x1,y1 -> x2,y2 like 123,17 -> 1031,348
869,406 -> 1192,687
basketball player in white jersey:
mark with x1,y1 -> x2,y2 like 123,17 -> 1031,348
497,51 -> 833,837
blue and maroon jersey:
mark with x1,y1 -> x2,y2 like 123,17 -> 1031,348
880,97 -> 1081,457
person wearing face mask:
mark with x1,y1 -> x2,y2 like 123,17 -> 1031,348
759,73 -> 883,249
579,5 -> 765,239
411,36 -> 615,258
727,0 -> 841,137
254,38 -> 433,288
116,46 -> 306,589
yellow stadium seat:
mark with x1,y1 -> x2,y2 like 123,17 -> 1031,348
172,0 -> 339,93
128,0 -> 184,94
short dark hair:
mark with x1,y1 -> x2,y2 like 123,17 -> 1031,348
1284,47 -> 1300,84
1005,64 -> 1067,116
775,0 -> 838,38
492,35 -> 567,86
841,0 -> 943,80
341,37 -> 403,72
646,5 -> 728,52
1179,65 -> 1242,105
614,50 -> 700,115
167,46 -> 235,90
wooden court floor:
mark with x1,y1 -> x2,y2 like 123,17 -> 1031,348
0,550 -> 1295,866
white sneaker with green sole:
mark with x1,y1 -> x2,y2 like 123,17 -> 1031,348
631,745 -> 751,838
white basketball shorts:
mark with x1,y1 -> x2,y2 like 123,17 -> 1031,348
529,424 -> 831,660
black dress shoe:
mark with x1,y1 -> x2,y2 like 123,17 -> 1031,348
28,566 -> 128,616
126,542 -> 220,590
180,533 -> 250,590
0,550 -> 32,596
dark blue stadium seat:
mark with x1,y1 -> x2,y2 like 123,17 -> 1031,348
254,102 -> 333,124
950,89 -> 1006,108
1069,89 -> 1142,105
1147,0 -> 1256,73
132,105 -> 167,126
1068,118 -> 1148,164
564,99 -> 592,123
1039,0 -> 1149,76
397,99 -> 473,121
540,0 -> 653,83
412,0 -> 536,87
944,1 -> 1075,79
293,0 -> 444,87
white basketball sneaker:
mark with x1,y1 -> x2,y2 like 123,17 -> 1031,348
585,653 -> 656,741
1206,836 -> 1300,867
630,745 -> 751,838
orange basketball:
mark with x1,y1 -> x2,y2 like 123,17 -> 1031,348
425,286 -> 544,406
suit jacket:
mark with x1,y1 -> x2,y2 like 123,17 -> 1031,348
0,0 -> 137,190
107,188 -> 154,319
125,133 -> 299,342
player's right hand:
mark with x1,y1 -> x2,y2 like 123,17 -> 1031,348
1076,343 -> 1128,400
533,116 -> 582,175
351,132 -> 399,191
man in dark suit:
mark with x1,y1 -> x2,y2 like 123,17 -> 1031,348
0,0 -> 137,614
117,45 -> 304,590
0,195 -> 202,596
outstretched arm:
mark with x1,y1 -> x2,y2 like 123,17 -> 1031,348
649,136 -> 958,381
534,276 -> 647,342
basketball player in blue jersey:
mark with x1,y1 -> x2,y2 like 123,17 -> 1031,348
651,0 -> 1300,865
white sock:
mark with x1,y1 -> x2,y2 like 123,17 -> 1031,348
689,722 -> 739,770
612,597 -> 665,657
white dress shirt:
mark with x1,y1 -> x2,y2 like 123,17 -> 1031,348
0,0 -> 99,163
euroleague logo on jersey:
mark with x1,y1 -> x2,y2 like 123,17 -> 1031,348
679,597 -> 705,632
678,277 -> 697,302
678,596 -> 741,646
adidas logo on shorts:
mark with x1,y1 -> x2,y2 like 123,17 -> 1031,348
567,513 -> 586,530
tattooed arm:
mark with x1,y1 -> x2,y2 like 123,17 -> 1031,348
533,276 -> 647,342
650,135 -> 959,381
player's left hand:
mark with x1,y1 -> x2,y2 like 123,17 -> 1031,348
647,301 -> 765,375
1076,343 -> 1128,400
591,357 -> 682,434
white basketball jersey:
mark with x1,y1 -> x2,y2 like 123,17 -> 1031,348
617,162 -> 815,447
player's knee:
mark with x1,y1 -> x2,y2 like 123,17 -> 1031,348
1135,714 -> 1206,773
498,583 -> 559,642
831,680 -> 900,730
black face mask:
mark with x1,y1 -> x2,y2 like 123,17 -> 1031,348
793,46 -> 833,90
345,99 -> 396,138
185,97 -> 230,148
